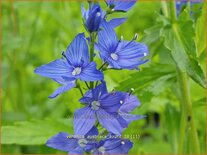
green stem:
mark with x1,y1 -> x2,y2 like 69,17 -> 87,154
177,105 -> 186,154
77,85 -> 84,97
169,1 -> 177,23
89,33 -> 95,89
168,2 -> 200,154
177,70 -> 200,154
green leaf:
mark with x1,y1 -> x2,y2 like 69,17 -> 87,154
160,11 -> 206,88
1,118 -> 73,145
116,63 -> 176,102
195,3 -> 206,56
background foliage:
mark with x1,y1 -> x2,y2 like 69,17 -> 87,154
1,0 -> 206,154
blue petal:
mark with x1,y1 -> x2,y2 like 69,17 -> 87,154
98,20 -> 118,52
34,59 -> 73,79
65,33 -> 89,66
46,132 -> 78,152
86,126 -> 99,137
69,147 -> 84,154
118,112 -> 145,127
79,96 -> 94,104
81,5 -> 88,20
80,62 -> 104,82
115,41 -> 149,69
96,109 -> 123,135
119,93 -> 140,113
49,80 -> 76,98
74,106 -> 97,135
108,18 -> 127,28
79,82 -> 107,103
107,0 -> 137,11
100,92 -> 125,113
86,4 -> 102,32
92,82 -> 108,100
103,138 -> 133,154
79,89 -> 93,104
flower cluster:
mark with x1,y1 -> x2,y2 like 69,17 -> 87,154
35,0 -> 149,154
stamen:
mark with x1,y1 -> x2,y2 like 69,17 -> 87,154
72,67 -> 82,76
144,52 -> 147,56
98,146 -> 105,154
134,33 -> 138,40
96,12 -> 101,17
110,53 -> 118,61
121,141 -> 125,145
129,88 -> 134,96
120,100 -> 123,104
91,101 -> 100,110
120,35 -> 124,41
78,139 -> 88,148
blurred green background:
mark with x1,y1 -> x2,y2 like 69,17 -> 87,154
1,0 -> 206,154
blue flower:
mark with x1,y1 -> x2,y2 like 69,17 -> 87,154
82,4 -> 103,32
96,21 -> 149,70
91,134 -> 133,154
35,33 -> 103,98
82,4 -> 127,31
46,126 -> 98,154
106,0 -> 137,12
74,82 -> 125,135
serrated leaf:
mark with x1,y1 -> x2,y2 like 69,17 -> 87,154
160,11 -> 206,88
1,118 -> 73,145
116,64 -> 176,102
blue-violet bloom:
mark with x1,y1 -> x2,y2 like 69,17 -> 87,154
96,21 -> 149,70
74,82 -> 125,135
82,4 -> 103,32
35,33 -> 103,98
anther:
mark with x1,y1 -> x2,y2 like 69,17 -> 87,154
134,33 -> 138,40
110,53 -> 118,61
129,88 -> 134,96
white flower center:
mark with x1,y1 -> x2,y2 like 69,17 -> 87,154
78,139 -> 88,148
96,12 -> 101,17
72,67 -> 82,76
120,100 -> 123,104
121,141 -> 125,145
98,146 -> 105,154
110,53 -> 118,61
143,52 -> 147,56
91,101 -> 100,110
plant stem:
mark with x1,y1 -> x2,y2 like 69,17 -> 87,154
169,1 -> 177,23
77,85 -> 84,97
89,33 -> 95,89
168,1 -> 200,154
177,70 -> 200,154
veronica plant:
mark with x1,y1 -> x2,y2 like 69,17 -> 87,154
35,0 -> 149,154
